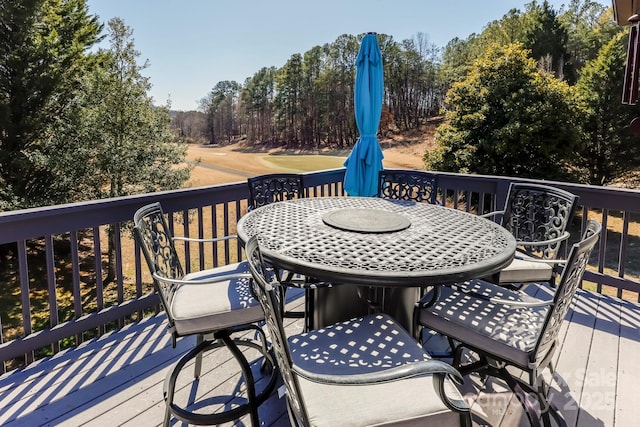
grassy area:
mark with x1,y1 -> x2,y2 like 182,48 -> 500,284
261,154 -> 346,172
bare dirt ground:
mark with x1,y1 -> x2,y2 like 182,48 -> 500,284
185,123 -> 438,187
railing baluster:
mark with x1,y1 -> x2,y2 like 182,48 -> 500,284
93,226 -> 104,336
45,235 -> 59,354
70,230 -> 82,345
598,209 -> 609,294
134,237 -> 144,319
235,199 -> 243,261
114,225 -> 125,329
114,225 -> 124,305
197,207 -> 205,271
17,239 -> 33,364
223,203 -> 231,265
182,210 -> 190,273
618,212 -> 630,299
477,191 -> 486,214
212,203 -> 219,267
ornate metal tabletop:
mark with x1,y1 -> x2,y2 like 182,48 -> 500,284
237,197 -> 516,286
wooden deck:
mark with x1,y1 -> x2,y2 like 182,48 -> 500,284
1,287 -> 638,427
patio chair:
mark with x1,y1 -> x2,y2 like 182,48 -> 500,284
247,173 -> 306,210
245,235 -> 473,427
483,182 -> 579,290
416,220 -> 601,427
133,202 -> 277,427
378,169 -> 439,204
374,169 -> 440,323
247,172 -> 330,330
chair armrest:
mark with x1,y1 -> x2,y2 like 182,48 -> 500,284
173,234 -> 237,243
480,210 -> 504,220
152,271 -> 252,286
513,255 -> 567,266
294,359 -> 463,386
515,231 -> 570,248
451,283 -> 552,308
294,360 -> 469,413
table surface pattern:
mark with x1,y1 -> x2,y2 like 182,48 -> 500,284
238,197 -> 516,286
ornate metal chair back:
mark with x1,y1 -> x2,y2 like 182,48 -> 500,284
133,202 -> 183,325
532,220 -> 600,364
501,183 -> 579,259
247,173 -> 305,210
245,236 -> 310,425
378,169 -> 438,204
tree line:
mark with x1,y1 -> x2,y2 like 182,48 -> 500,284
2,0 -> 639,217
179,32 -> 444,149
179,0 -> 640,186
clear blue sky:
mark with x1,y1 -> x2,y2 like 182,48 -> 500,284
86,0 -> 613,111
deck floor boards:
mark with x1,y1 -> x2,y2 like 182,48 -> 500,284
1,288 -> 638,427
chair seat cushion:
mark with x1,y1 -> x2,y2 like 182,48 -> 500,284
290,313 -> 464,427
498,251 -> 553,284
298,374 -> 462,427
420,280 -> 550,368
170,261 -> 263,336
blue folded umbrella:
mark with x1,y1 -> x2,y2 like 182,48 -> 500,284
343,33 -> 384,197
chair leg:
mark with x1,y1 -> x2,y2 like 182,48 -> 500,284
253,324 -> 274,373
163,332 -> 277,426
279,286 -> 287,316
163,402 -> 171,427
412,304 -> 422,342
163,340 -> 216,425
221,333 -> 259,426
194,333 -> 204,378
496,366 -> 543,427
304,288 -> 313,332
452,344 -> 467,369
535,373 -> 567,427
538,378 -> 552,427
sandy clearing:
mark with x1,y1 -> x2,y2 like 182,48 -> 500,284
185,138 -> 433,187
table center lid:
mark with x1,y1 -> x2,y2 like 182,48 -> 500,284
322,208 -> 411,233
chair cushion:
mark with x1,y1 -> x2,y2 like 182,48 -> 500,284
170,261 -> 263,336
298,375 -> 462,427
289,313 -> 464,427
420,280 -> 550,368
498,251 -> 553,284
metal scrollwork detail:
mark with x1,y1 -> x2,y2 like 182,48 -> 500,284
505,187 -> 576,259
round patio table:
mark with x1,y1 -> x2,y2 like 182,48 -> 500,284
238,196 -> 516,330
237,197 -> 516,287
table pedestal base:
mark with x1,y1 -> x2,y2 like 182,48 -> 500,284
311,285 -> 421,334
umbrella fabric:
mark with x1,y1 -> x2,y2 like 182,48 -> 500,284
343,33 -> 384,197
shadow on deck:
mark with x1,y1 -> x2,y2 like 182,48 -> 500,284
1,287 -> 638,427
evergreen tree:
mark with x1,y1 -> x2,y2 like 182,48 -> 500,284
0,0 -> 102,210
426,43 -> 584,182
575,31 -> 640,185
56,18 -> 191,201
522,1 -> 572,80
559,0 -> 617,76
52,18 -> 192,283
240,67 -> 277,144
201,80 -> 242,145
